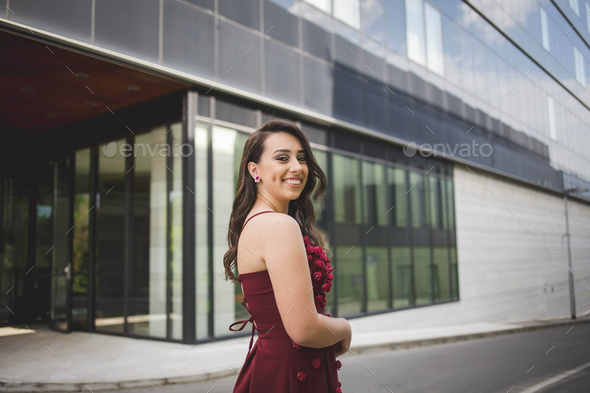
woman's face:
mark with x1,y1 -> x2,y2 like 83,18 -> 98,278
251,132 -> 309,203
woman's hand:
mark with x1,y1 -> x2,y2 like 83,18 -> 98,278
334,321 -> 351,357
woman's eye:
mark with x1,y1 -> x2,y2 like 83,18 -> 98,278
277,156 -> 306,161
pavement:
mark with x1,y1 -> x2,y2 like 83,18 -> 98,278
1,315 -> 589,392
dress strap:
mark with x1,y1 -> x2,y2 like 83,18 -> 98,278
228,299 -> 257,354
241,210 -> 276,233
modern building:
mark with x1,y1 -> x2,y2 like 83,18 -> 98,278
1,0 -> 589,345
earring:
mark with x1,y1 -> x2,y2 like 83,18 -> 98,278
254,176 -> 260,183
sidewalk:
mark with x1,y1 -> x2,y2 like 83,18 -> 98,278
1,315 -> 589,392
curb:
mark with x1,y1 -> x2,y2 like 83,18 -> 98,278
350,317 -> 590,355
2,317 -> 588,392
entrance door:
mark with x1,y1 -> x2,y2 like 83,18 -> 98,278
49,157 -> 73,332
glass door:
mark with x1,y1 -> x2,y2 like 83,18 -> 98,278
49,157 -> 73,332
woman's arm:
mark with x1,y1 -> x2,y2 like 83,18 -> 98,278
257,213 -> 350,348
297,314 -> 351,349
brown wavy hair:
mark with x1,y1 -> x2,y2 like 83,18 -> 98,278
223,119 -> 328,283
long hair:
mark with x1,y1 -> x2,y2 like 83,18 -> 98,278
223,119 -> 328,283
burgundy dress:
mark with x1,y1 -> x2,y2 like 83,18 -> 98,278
230,211 -> 343,392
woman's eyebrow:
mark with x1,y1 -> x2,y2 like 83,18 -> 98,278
273,149 -> 305,154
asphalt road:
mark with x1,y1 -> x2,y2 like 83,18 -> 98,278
56,323 -> 590,393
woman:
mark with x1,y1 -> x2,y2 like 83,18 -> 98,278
225,119 -> 351,392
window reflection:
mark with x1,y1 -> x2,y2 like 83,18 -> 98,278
362,161 -> 388,312
129,129 -> 167,338
334,0 -> 361,29
360,0 -> 384,42
170,124 -> 184,340
195,122 -> 210,340
96,139 -> 126,333
405,0 -> 426,66
212,125 -> 249,337
73,149 -> 90,330
425,2 -> 444,75
333,154 -> 363,315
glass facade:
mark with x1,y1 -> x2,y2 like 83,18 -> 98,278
184,94 -> 457,342
6,0 -> 590,189
4,0 -> 589,345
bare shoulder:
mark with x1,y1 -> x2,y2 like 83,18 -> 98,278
256,212 -> 302,244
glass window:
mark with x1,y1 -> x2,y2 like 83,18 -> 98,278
432,246 -> 450,301
387,167 -> 408,228
195,122 -> 210,340
212,126 -> 249,336
574,46 -> 586,86
73,148 -> 90,330
362,162 -> 388,228
391,246 -> 411,308
306,0 -> 331,13
170,124 -> 183,340
333,153 -> 363,316
96,138 -> 126,333
405,0 -> 426,66
334,0 -> 361,29
385,0 -> 407,55
586,2 -> 590,32
362,161 -> 389,313
570,0 -> 580,16
425,2 -> 444,75
540,7 -> 550,52
361,0 -> 384,42
129,129 -> 168,338
547,96 -> 557,140
409,171 -> 432,305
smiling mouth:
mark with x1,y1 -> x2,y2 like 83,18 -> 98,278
283,179 -> 302,185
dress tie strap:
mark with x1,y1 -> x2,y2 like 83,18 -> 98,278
229,299 -> 256,354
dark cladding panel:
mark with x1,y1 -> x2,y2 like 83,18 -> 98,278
364,82 -> 387,133
95,0 -> 159,63
302,19 -> 332,62
333,68 -> 363,125
163,0 -> 215,78
215,99 -> 258,129
301,121 -> 329,146
218,19 -> 261,94
184,0 -> 214,11
264,0 -> 298,48
218,0 -> 260,31
10,0 -> 92,42
303,56 -> 334,116
264,38 -> 300,106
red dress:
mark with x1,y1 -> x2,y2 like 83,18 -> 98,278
230,211 -> 343,392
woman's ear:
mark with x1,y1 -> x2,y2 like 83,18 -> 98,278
248,162 -> 258,181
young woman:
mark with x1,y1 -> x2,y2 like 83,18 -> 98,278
225,119 -> 351,392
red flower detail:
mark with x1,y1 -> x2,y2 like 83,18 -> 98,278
292,340 -> 301,349
323,313 -> 331,317
314,246 -> 322,253
335,360 -> 342,370
309,268 -> 312,274
315,260 -> 323,268
306,245 -> 313,253
307,255 -> 313,262
297,371 -> 306,381
335,388 -> 342,393
314,272 -> 322,281
315,295 -> 323,303
303,236 -> 309,246
326,263 -> 332,270
327,273 -> 334,280
322,283 -> 330,292
312,358 -> 321,368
